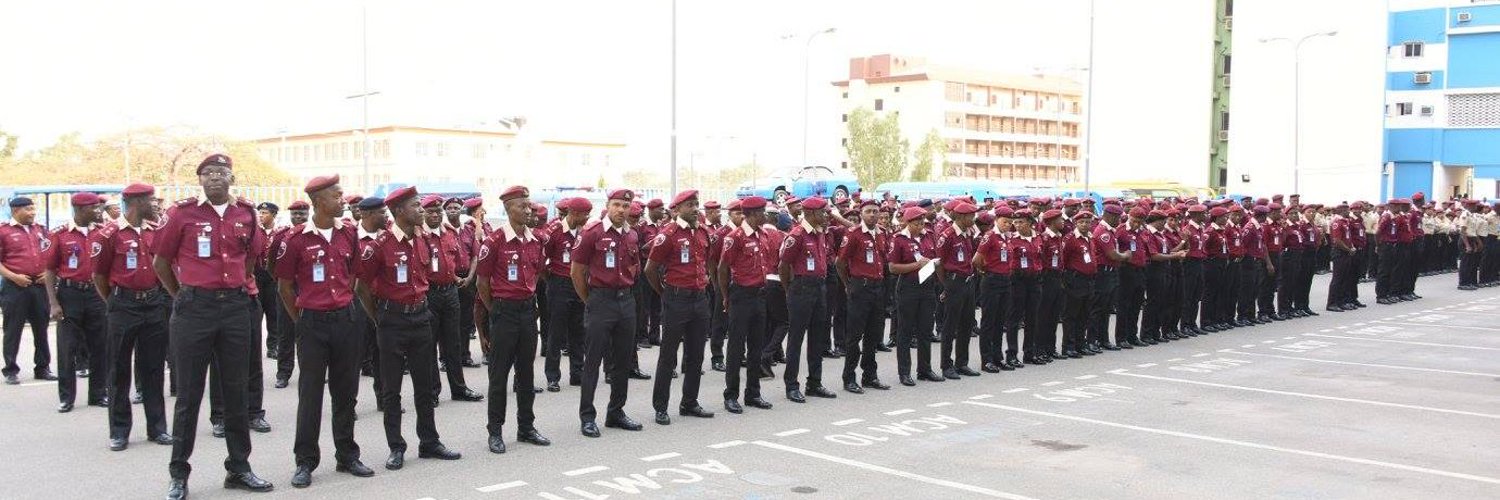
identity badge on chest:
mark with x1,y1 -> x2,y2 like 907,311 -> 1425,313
197,226 -> 213,258
605,241 -> 617,269
1019,251 -> 1028,268
1129,239 -> 1137,252
956,247 -> 966,262
125,247 -> 138,270
67,247 -> 79,269
430,251 -> 440,273
312,250 -> 326,283
1082,249 -> 1091,264
1051,252 -> 1059,268
865,247 -> 874,264
806,254 -> 816,272
680,244 -> 690,264
508,254 -> 520,281
1000,247 -> 1009,262
397,254 -> 409,284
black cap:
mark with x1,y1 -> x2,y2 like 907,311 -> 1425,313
8,197 -> 33,208
356,196 -> 386,211
255,202 -> 279,213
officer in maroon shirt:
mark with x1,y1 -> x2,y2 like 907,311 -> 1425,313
1087,204 -> 1131,352
1177,205 -> 1210,336
417,195 -> 483,403
44,192 -> 106,412
542,197 -> 589,391
92,183 -> 173,451
475,186 -> 554,454
272,200 -> 308,384
153,154 -> 273,498
447,197 -> 481,369
935,201 -> 981,379
889,206 -> 941,387
644,190 -> 717,425
1035,209 -> 1068,362
707,200 -> 740,371
1114,207 -> 1149,348
775,196 -> 838,403
836,200 -> 891,392
0,196 -> 54,385
277,175 -> 374,488
570,189 -> 647,437
714,196 -> 776,413
355,186 -> 463,471
253,202 -> 281,359
1059,211 -> 1099,358
353,197 -> 388,407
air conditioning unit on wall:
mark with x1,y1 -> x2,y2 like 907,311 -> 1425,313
1414,72 -> 1433,84
1458,11 -> 1473,23
1420,105 -> 1434,116
1217,130 -> 1229,141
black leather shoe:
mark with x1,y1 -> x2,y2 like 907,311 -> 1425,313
1102,344 -> 1122,351
786,389 -> 806,403
918,371 -> 945,382
249,417 -> 271,433
1235,319 -> 1252,327
712,359 -> 726,372
165,479 -> 188,500
223,471 -> 274,492
546,381 -> 561,392
1325,306 -> 1344,313
34,370 -> 57,381
212,423 -> 226,438
487,434 -> 507,454
982,363 -> 1002,373
57,402 -> 73,413
806,385 -> 837,398
518,427 -> 551,446
335,460 -> 374,477
1304,309 -> 1319,316
759,365 -> 775,379
628,368 -> 652,380
942,368 -> 961,380
418,444 -> 462,460
384,451 -> 404,470
899,375 -> 917,386
1201,324 -> 1220,333
452,388 -> 484,402
581,421 -> 602,437
144,432 -> 172,445
1377,297 -> 1393,304
109,437 -> 128,451
956,366 -> 981,377
291,466 -> 312,488
678,405 -> 714,418
1272,313 -> 1289,320
724,399 -> 744,414
875,343 -> 892,352
654,410 -> 671,425
605,414 -> 644,431
863,378 -> 892,390
1353,301 -> 1367,308
1065,350 -> 1083,359
844,382 -> 865,393
3,374 -> 18,385
274,378 -> 289,389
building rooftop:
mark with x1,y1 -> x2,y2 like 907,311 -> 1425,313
253,125 -> 625,148
833,54 -> 1082,94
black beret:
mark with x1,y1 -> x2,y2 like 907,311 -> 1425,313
8,197 -> 33,208
356,196 -> 386,211
256,202 -> 280,213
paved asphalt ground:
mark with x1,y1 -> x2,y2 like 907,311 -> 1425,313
4,272 -> 1500,499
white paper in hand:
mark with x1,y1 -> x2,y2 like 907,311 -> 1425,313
918,259 -> 941,283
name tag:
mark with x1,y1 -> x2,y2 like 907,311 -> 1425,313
806,255 -> 816,271
562,249 -> 570,264
396,263 -> 408,284
507,262 -> 519,282
1129,240 -> 1137,252
197,235 -> 212,258
67,253 -> 78,269
312,261 -> 326,283
956,248 -> 965,262
1234,238 -> 1241,247
865,248 -> 874,264
1000,248 -> 1008,262
430,254 -> 440,273
605,249 -> 616,269
125,249 -> 138,270
680,245 -> 690,264
1051,254 -> 1059,268
1081,250 -> 1091,264
1020,255 -> 1029,268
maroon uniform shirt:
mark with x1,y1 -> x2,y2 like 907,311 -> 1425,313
476,223 -> 547,301
647,219 -> 710,289
719,223 -> 772,288
1008,234 -> 1043,275
1039,228 -> 1066,272
91,219 -> 161,290
1263,220 -> 1284,254
544,218 -> 582,278
1241,219 -> 1266,259
887,228 -> 938,280
570,220 -> 640,289
936,224 -> 978,275
274,221 -> 359,311
838,223 -> 886,280
975,230 -> 1014,275
779,221 -> 829,278
0,221 -> 48,278
421,223 -> 463,286
45,222 -> 98,282
1181,221 -> 1208,259
156,197 -> 264,289
1141,226 -> 1168,262
1062,230 -> 1099,275
357,223 -> 432,304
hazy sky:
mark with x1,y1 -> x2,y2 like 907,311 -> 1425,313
1,0 -> 1100,170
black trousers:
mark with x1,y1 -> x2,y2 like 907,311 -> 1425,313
1141,263 -> 1169,341
1036,271 -> 1064,355
427,284 -> 468,398
708,283 -> 726,362
1165,261 -> 1182,331
762,283 -> 789,362
1259,252 -> 1281,315
978,274 -> 1012,365
895,278 -> 936,376
635,279 -> 661,344
842,278 -> 884,384
209,299 -> 265,424
292,306 -> 363,470
653,286 -> 708,412
167,287 -> 253,480
1202,258 -> 1227,326
1377,242 -> 1401,299
1115,266 -> 1144,345
486,298 -> 539,435
1299,246 -> 1317,307
0,283 -> 50,377
544,275 -> 585,384
826,272 -> 847,354
1398,241 -> 1419,295
580,288 -> 636,422
275,285 -> 297,380
1483,237 -> 1500,284
723,284 -> 765,401
1460,243 -> 1480,286
1328,250 -> 1355,307
106,289 -> 169,441
376,305 -> 439,453
784,276 -> 829,390
253,269 -> 280,353
939,274 -> 976,370
56,286 -> 107,404
1280,249 -> 1305,311
1178,259 -> 1204,330
1009,273 -> 1040,359
1061,271 -> 1094,352
1088,267 -> 1119,346
1237,258 -> 1262,320
458,274 -> 477,362
359,303 -> 381,402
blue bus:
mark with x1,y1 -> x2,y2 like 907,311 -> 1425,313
368,181 -> 482,201
0,184 -> 126,227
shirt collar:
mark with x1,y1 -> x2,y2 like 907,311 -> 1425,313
301,218 -> 346,235
500,223 -> 534,242
861,222 -> 879,235
59,220 -> 93,234
799,219 -> 823,234
358,227 -> 382,240
389,223 -> 424,243
1043,227 -> 1060,237
675,217 -> 695,230
739,221 -> 762,235
899,227 -> 926,239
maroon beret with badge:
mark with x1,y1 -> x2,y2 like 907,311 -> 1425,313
420,194 -> 444,208
122,183 -> 155,198
196,154 -> 232,175
384,186 -> 418,208
1188,204 -> 1208,214
1129,207 -> 1146,218
669,190 -> 699,209
784,196 -> 801,206
977,212 -> 994,224
1209,207 -> 1228,218
995,206 -> 1015,218
900,207 -> 928,223
70,192 -> 101,206
1103,204 -> 1124,215
1072,211 -> 1094,221
607,189 -> 634,202
1063,198 -> 1081,207
740,196 -> 768,211
703,200 -> 721,210
304,174 -> 339,194
801,196 -> 829,210
343,194 -> 363,205
500,185 -> 530,202
628,203 -> 645,217
287,200 -> 310,211
1042,209 -> 1062,222
463,198 -> 483,209
569,197 -> 594,213
726,199 -> 742,211
647,198 -> 664,209
951,202 -> 978,215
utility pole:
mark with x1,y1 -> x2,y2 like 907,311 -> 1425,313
346,6 -> 381,193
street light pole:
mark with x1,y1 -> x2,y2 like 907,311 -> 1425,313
346,6 -> 381,194
670,0 -> 678,194
1082,0 -> 1096,194
796,27 -> 836,168
1261,30 -> 1337,195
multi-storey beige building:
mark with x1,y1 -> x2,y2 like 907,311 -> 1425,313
835,54 -> 1084,183
254,125 -> 626,193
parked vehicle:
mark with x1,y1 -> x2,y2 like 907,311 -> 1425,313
736,166 -> 860,205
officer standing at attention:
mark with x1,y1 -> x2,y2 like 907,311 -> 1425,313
354,197 -> 388,408
254,203 -> 281,358
272,201 -> 308,384
1089,204 -> 1130,351
836,200 -> 892,391
543,197 -> 590,391
935,201 -> 981,378
972,206 -> 1015,372
0,196 -> 56,385
475,186 -> 553,453
715,196 -> 776,412
889,206 -> 942,386
355,186 -> 463,471
154,154 -> 273,499
644,190 -> 718,424
571,189 -> 646,437
420,195 -> 484,403
777,196 -> 839,401
92,183 -> 174,451
45,192 -> 108,412
279,175 -> 375,488
1059,211 -> 1099,358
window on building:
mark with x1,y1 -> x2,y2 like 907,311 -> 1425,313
874,99 -> 884,111
582,153 -> 591,166
841,138 -> 848,147
1396,102 -> 1414,116
841,161 -> 848,169
1403,41 -> 1424,58
435,142 -> 449,157
1225,0 -> 1233,16
1222,55 -> 1232,74
842,92 -> 848,98
377,139 -> 391,159
894,86 -> 901,93
841,114 -> 848,123
415,141 -> 429,157
472,144 -> 487,159
1220,111 -> 1231,130
355,142 -> 364,159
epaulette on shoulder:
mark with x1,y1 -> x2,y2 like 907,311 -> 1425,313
582,220 -> 603,231
236,196 -> 255,208
175,197 -> 199,207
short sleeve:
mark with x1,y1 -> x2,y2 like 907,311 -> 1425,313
571,227 -> 598,265
474,236 -> 497,279
356,240 -> 381,280
155,209 -> 184,260
273,236 -> 299,280
647,232 -> 671,264
89,230 -> 114,277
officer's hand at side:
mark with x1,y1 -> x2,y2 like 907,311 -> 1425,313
49,304 -> 63,321
11,275 -> 32,287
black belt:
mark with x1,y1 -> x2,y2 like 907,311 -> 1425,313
791,275 -> 825,285
429,283 -> 458,292
180,285 -> 248,300
301,307 -> 352,320
590,287 -> 632,298
376,298 -> 428,314
663,284 -> 707,297
1098,265 -> 1117,272
59,278 -> 95,290
847,277 -> 882,286
113,286 -> 165,301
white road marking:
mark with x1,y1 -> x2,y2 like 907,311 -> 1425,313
1319,329 -> 1334,333
1372,320 -> 1500,332
1222,350 -> 1500,377
1040,381 -> 1064,387
774,428 -> 811,437
1302,333 -> 1500,351
1191,353 -> 1210,358
969,394 -> 994,400
1110,371 -> 1500,419
562,465 -> 609,476
927,402 -> 955,408
1353,323 -> 1366,326
1283,336 -> 1299,339
1425,309 -> 1500,317
1218,349 -> 1236,352
1001,388 -> 1030,394
1136,363 -> 1158,368
1261,340 -> 1276,344
640,452 -> 682,462
1106,369 -> 1129,374
1167,358 -> 1186,362
1336,326 -> 1349,329
476,480 -> 528,493
17,381 -> 50,387
751,440 -> 1039,499
1241,344 -> 1257,348
708,440 -> 746,449
884,409 -> 916,416
961,401 -> 1500,486
1074,375 -> 1098,380
832,418 -> 865,426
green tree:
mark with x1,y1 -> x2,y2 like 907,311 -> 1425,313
0,126 -> 295,186
909,128 -> 945,182
844,107 -> 907,188
0,129 -> 17,159
596,174 -> 607,188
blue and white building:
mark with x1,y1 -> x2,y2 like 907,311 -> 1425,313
1385,0 -> 1500,201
